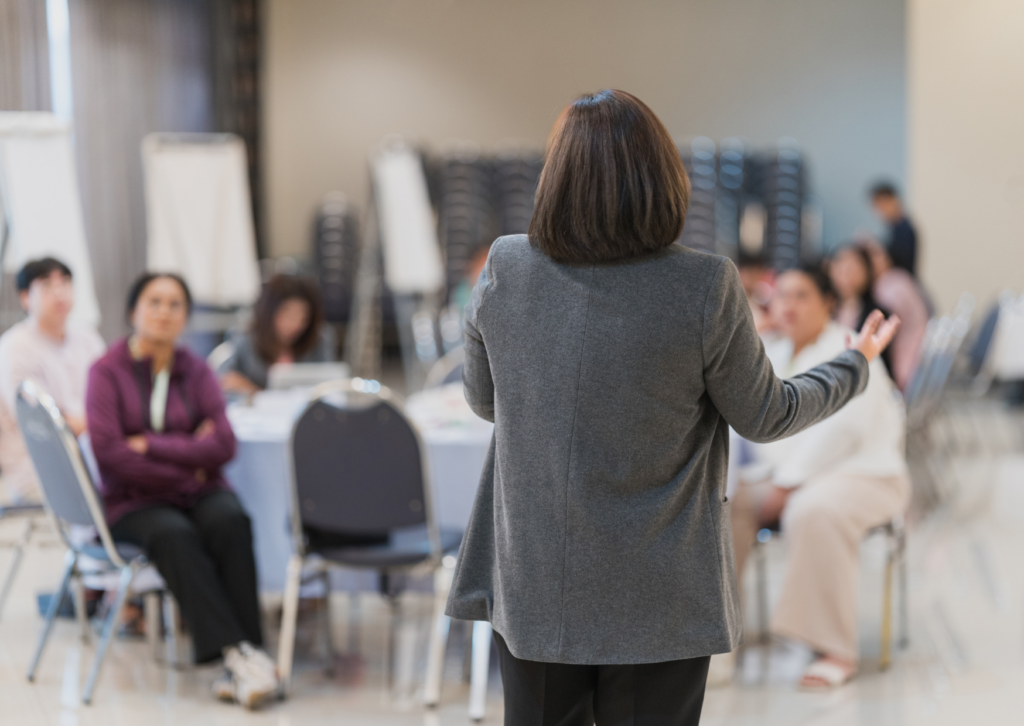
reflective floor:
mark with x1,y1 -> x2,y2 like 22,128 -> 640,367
2,410 -> 1023,725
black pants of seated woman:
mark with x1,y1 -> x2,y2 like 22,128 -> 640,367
494,633 -> 710,726
110,489 -> 262,663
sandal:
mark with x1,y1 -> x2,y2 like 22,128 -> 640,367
799,658 -> 856,690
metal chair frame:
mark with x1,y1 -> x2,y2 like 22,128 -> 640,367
750,516 -> 908,670
277,377 -> 452,696
0,501 -> 47,620
424,346 -> 466,389
17,380 -> 179,704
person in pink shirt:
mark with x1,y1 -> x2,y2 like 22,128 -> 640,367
860,240 -> 930,391
0,258 -> 105,503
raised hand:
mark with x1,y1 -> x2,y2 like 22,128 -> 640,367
853,309 -> 901,363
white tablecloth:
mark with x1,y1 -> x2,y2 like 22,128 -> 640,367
223,386 -> 491,592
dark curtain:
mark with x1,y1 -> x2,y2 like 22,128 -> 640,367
214,0 -> 264,258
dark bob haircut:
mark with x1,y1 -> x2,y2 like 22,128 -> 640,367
17,257 -> 72,292
250,274 -> 324,363
126,272 -> 193,320
529,89 -> 690,264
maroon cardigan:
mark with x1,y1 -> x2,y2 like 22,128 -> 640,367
86,338 -> 237,525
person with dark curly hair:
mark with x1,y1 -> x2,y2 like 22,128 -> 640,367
219,274 -> 335,395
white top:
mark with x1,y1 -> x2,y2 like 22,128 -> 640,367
0,319 -> 106,502
150,367 -> 171,433
751,322 -> 908,487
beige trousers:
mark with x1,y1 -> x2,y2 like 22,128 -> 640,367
732,471 -> 910,662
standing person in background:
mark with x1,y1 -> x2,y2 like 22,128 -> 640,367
870,182 -> 919,277
87,273 -> 278,709
0,258 -> 105,503
219,275 -> 334,395
861,240 -> 930,392
445,89 -> 899,724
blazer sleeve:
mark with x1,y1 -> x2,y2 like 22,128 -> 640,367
702,258 -> 869,444
144,364 -> 237,469
461,253 -> 495,423
86,363 -> 200,492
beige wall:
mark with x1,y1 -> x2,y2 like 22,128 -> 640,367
908,0 -> 1024,314
264,0 -> 905,259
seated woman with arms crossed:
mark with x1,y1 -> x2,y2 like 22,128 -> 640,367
219,274 -> 334,395
86,273 -> 278,709
729,263 -> 910,689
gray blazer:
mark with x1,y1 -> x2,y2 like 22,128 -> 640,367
445,235 -> 869,665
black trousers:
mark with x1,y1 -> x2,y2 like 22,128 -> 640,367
110,489 -> 263,663
495,633 -> 710,726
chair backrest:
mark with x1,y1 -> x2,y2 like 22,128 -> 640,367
15,381 -> 124,564
906,310 -> 971,428
424,346 -> 465,389
289,378 -> 437,550
207,339 -> 236,374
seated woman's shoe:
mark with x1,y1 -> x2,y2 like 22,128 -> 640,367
799,656 -> 856,690
224,642 -> 280,709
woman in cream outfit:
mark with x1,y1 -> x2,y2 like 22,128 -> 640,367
728,263 -> 910,689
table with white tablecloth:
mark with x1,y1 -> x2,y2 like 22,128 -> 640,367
223,385 -> 491,592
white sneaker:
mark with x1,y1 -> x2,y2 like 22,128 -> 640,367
212,670 -> 235,702
224,642 -> 280,709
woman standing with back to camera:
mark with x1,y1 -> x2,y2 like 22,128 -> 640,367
445,90 -> 899,725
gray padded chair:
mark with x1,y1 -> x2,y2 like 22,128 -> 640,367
16,380 -> 175,703
277,378 -> 462,694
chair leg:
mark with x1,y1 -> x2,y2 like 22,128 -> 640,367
162,593 -> 181,668
468,621 -> 492,722
880,552 -> 894,672
898,551 -> 909,649
348,592 -> 361,655
277,555 -> 303,696
755,544 -> 770,645
423,559 -> 455,707
27,549 -> 76,682
385,595 -> 400,691
72,576 -> 90,643
320,571 -> 336,674
0,518 -> 34,622
394,603 -> 418,699
82,564 -> 135,704
144,592 -> 161,661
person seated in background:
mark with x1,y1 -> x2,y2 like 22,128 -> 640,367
728,263 -> 909,689
860,240 -> 929,391
870,181 -> 919,277
219,274 -> 334,395
0,257 -> 105,503
450,243 -> 493,319
86,273 -> 278,709
829,244 -> 893,378
737,252 -> 777,335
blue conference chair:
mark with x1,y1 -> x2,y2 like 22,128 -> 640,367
277,377 -> 462,695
